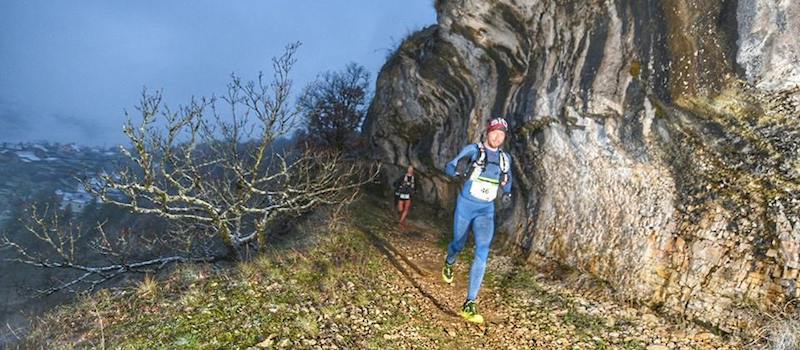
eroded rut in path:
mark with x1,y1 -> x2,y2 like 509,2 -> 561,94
357,210 -> 745,349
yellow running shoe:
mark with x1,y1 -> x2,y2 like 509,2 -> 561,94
459,299 -> 484,324
442,260 -> 454,284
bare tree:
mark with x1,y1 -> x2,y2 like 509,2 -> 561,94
1,204 -> 214,294
92,43 -> 377,259
298,63 -> 370,150
2,43 -> 379,293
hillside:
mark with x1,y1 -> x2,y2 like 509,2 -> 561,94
20,194 -> 759,349
0,142 -> 131,343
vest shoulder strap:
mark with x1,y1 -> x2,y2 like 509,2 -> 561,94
498,150 -> 509,173
474,142 -> 509,172
474,143 -> 486,166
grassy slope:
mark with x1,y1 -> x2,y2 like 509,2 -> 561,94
20,194 -> 750,349
22,197 -> 446,349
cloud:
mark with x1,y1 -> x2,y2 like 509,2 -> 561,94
0,104 -> 122,145
0,1 -> 436,146
48,113 -> 104,140
0,106 -> 32,141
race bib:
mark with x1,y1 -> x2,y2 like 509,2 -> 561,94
399,193 -> 410,200
469,179 -> 499,202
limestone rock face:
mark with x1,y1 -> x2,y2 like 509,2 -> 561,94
737,0 -> 800,90
364,0 -> 800,332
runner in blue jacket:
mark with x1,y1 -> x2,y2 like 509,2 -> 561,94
442,117 -> 513,324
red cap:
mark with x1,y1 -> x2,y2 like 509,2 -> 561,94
487,117 -> 508,132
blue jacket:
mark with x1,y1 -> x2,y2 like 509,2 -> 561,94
445,143 -> 513,202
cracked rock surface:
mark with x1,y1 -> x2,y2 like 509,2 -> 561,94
364,0 -> 800,334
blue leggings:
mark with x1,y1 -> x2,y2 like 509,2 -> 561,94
445,194 -> 495,301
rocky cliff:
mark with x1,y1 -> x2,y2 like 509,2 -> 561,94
364,0 -> 800,333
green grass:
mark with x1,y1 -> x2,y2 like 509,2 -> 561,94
620,339 -> 646,349
23,198 -> 421,349
561,307 -> 607,334
22,192 -> 472,349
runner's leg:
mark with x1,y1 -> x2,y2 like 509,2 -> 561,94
446,196 -> 474,265
399,199 -> 411,225
467,208 -> 494,300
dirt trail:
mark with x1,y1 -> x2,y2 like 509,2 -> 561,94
357,209 -> 746,350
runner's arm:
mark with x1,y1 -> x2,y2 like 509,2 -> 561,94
445,145 -> 478,177
502,155 -> 513,193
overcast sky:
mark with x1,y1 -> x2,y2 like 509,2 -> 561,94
0,1 -> 435,146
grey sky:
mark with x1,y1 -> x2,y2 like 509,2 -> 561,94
0,1 -> 435,146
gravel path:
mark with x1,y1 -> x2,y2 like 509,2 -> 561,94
354,214 -> 746,350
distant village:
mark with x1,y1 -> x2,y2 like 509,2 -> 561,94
0,141 -> 118,163
0,142 -> 126,219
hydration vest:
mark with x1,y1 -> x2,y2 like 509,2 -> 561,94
395,175 -> 415,195
469,143 -> 509,185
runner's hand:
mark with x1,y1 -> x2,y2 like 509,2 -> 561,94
501,192 -> 512,206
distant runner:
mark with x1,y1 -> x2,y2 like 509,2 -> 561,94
393,165 -> 416,231
441,117 -> 513,324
